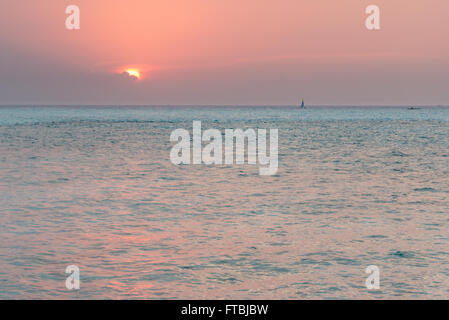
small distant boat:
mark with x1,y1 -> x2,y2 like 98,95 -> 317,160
300,98 -> 305,109
407,107 -> 421,110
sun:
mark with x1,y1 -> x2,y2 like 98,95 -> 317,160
125,68 -> 141,79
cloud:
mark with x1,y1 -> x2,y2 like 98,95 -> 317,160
116,72 -> 138,81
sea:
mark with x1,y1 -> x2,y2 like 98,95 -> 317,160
0,106 -> 448,299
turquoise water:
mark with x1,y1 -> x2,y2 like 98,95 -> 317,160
0,106 -> 448,299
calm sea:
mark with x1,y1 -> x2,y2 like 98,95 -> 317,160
0,106 -> 448,299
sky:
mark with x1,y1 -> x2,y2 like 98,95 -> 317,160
1,0 -> 448,106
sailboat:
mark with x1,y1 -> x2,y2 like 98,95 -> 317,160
300,98 -> 305,109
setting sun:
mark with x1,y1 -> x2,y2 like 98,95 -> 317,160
125,69 -> 140,79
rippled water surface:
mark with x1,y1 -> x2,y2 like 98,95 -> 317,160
0,106 -> 448,299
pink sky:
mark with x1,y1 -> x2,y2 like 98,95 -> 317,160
1,0 -> 448,105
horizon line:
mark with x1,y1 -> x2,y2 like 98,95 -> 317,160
0,104 -> 449,109
1,104 -> 449,108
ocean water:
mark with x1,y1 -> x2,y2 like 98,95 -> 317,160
0,106 -> 448,299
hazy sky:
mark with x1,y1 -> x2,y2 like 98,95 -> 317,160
1,0 -> 448,105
